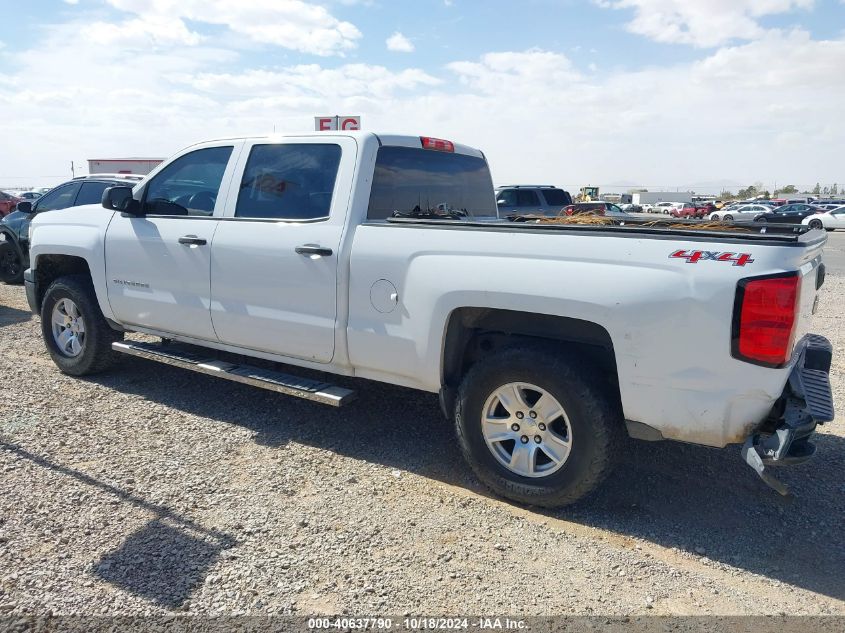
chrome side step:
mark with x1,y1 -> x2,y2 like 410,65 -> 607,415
112,341 -> 356,407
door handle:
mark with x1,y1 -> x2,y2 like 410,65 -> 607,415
295,245 -> 333,257
178,235 -> 207,246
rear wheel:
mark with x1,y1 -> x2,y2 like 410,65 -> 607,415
0,240 -> 24,284
808,219 -> 823,230
455,345 -> 622,507
40,275 -> 123,376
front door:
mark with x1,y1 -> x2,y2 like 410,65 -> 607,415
209,137 -> 356,363
105,144 -> 239,340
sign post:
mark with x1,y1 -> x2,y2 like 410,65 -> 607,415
314,116 -> 361,131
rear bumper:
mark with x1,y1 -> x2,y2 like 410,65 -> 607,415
24,268 -> 37,314
742,334 -> 834,495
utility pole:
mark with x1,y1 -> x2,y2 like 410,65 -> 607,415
70,161 -> 75,178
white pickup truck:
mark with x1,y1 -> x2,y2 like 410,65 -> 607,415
25,132 -> 834,506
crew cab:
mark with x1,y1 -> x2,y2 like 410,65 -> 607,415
25,132 -> 834,507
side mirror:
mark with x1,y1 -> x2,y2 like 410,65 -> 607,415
102,186 -> 141,215
16,201 -> 32,213
496,199 -> 506,206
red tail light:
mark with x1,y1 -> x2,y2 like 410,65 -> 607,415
732,274 -> 800,367
420,137 -> 454,152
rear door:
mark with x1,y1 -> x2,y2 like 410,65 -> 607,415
516,189 -> 542,214
209,137 -> 355,363
105,143 -> 239,340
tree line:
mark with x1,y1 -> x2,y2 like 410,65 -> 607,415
718,183 -> 839,200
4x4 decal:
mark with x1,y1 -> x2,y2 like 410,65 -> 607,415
670,249 -> 755,267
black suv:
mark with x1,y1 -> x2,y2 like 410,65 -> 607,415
0,177 -> 135,283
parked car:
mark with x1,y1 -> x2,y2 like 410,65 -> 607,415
26,132 -> 833,507
753,203 -> 823,224
709,204 -> 771,221
0,177 -> 135,284
670,203 -> 705,219
0,190 -> 21,217
619,203 -> 643,213
812,203 -> 844,211
640,203 -> 656,213
17,191 -> 43,202
654,201 -> 684,214
495,185 -> 573,217
802,205 -> 845,231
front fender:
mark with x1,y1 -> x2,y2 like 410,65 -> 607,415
30,206 -> 116,320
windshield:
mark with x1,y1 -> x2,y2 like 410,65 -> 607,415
367,146 -> 496,220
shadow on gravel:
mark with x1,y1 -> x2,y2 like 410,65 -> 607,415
86,355 -> 845,603
95,519 -> 225,609
1,442 -> 236,608
0,301 -> 31,327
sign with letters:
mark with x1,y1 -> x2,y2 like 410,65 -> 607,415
314,116 -> 361,131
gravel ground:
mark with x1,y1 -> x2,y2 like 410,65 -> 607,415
0,263 -> 843,617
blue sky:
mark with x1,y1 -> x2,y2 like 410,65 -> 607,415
1,0 -> 844,192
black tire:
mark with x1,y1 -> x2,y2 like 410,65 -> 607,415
724,214 -> 734,222
455,344 -> 622,508
0,240 -> 24,284
755,216 -> 767,223
40,275 -> 123,376
808,219 -> 823,230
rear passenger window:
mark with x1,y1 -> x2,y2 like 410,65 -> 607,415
236,144 -> 341,220
75,182 -> 110,206
516,190 -> 540,206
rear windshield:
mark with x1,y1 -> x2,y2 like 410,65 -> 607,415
367,146 -> 495,220
541,189 -> 570,206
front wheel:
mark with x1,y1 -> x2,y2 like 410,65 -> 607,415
754,216 -> 767,223
0,240 -> 24,284
724,214 -> 734,222
41,275 -> 123,376
455,345 -> 622,507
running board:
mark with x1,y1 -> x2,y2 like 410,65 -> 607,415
112,341 -> 356,407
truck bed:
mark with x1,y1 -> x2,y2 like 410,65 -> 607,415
382,216 -> 826,247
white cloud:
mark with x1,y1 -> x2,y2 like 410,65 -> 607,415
386,32 -> 415,53
62,0 -> 79,4
595,0 -> 815,47
104,0 -> 362,56
184,65 -> 440,100
84,15 -> 203,47
447,49 -> 580,94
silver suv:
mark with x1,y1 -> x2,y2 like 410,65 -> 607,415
495,185 -> 572,217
